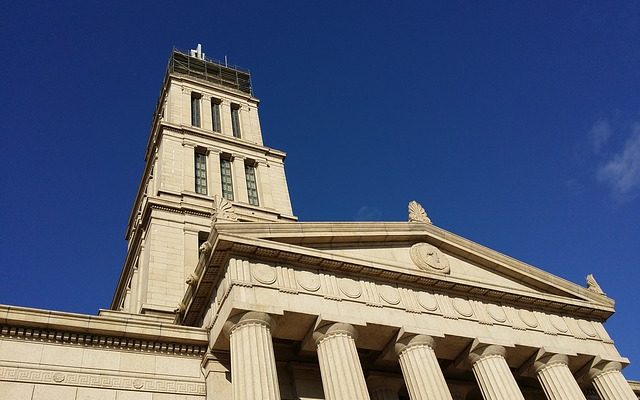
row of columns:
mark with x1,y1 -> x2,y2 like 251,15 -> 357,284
223,311 -> 636,400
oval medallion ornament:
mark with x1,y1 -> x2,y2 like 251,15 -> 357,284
519,310 -> 539,328
295,270 -> 320,292
549,315 -> 569,333
409,243 -> 450,274
133,379 -> 145,389
339,278 -> 362,299
378,285 -> 401,305
487,304 -> 507,323
453,298 -> 474,317
417,292 -> 439,311
578,320 -> 597,337
53,373 -> 65,383
251,263 -> 277,285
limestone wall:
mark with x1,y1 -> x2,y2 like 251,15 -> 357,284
0,307 -> 207,400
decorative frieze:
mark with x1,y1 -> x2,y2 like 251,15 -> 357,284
0,325 -> 207,357
0,364 -> 206,395
215,258 -> 608,345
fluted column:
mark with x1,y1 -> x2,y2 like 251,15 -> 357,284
589,361 -> 636,400
534,353 -> 586,400
314,322 -> 371,400
224,311 -> 280,400
367,374 -> 403,400
395,334 -> 453,400
468,343 -> 525,400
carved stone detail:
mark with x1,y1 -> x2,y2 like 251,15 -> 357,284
0,325 -> 206,356
486,304 -> 507,323
452,298 -> 474,317
295,270 -> 321,292
519,310 -> 539,328
220,260 -> 609,344
251,263 -> 277,285
338,278 -> 362,299
211,195 -> 237,223
0,365 -> 206,395
408,200 -> 432,224
186,273 -> 199,286
416,292 -> 439,311
586,274 -> 605,295
549,315 -> 569,333
378,285 -> 401,305
199,240 -> 212,255
409,243 -> 450,274
578,320 -> 597,337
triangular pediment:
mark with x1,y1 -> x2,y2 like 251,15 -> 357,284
181,221 -> 615,325
213,221 -> 613,312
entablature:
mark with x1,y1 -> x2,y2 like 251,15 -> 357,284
179,223 -> 615,327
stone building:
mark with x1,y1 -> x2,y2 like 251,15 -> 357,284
1,46 -> 638,400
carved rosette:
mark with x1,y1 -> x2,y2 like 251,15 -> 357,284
409,243 -> 450,274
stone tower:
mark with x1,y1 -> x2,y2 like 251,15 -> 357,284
111,46 -> 296,317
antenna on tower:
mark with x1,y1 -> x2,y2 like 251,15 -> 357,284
224,55 -> 228,67
189,44 -> 205,60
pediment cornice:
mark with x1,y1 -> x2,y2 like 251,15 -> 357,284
180,222 -> 615,325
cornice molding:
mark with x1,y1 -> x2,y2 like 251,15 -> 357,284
0,306 -> 208,357
0,324 -> 206,357
179,225 -> 614,325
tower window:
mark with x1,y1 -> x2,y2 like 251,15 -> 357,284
220,156 -> 234,201
211,98 -> 221,133
245,163 -> 259,206
195,151 -> 207,195
231,104 -> 241,138
191,93 -> 201,127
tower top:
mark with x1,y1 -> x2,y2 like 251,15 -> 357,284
169,47 -> 252,95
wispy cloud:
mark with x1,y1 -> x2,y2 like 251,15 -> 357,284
354,206 -> 382,221
589,119 -> 613,154
596,124 -> 640,201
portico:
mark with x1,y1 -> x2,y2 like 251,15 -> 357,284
179,220 -> 636,399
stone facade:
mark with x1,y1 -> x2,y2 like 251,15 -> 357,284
1,46 -> 638,399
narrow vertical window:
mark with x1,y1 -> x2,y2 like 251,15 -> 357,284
231,104 -> 241,138
220,157 -> 234,201
211,98 -> 221,132
191,93 -> 201,127
195,151 -> 207,195
245,163 -> 259,206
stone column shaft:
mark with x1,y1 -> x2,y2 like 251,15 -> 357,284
396,335 -> 453,400
315,323 -> 371,400
469,344 -> 525,400
534,354 -> 586,400
590,362 -> 636,400
227,312 -> 280,400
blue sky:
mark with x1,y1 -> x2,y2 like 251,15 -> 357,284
1,1 -> 639,379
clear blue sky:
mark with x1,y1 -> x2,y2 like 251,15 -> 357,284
1,1 -> 639,379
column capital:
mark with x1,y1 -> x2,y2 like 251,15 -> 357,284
588,360 -> 623,380
534,352 -> 569,373
395,334 -> 436,356
468,342 -> 507,365
313,322 -> 358,345
223,311 -> 276,337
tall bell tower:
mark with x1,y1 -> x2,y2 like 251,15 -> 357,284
111,45 -> 296,317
